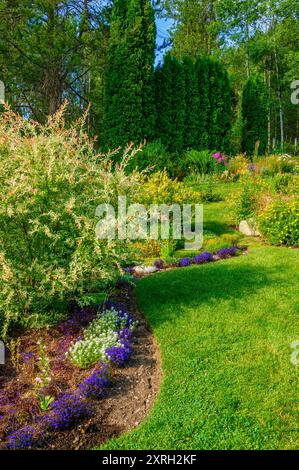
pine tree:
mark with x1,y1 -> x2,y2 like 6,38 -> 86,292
103,0 -> 156,148
241,75 -> 269,155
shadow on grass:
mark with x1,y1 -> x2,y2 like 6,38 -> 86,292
203,219 -> 235,235
136,259 -> 283,328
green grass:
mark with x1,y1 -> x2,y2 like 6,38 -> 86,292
100,182 -> 299,450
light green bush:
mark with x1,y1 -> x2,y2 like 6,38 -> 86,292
258,198 -> 299,246
182,149 -> 215,175
0,107 -> 139,336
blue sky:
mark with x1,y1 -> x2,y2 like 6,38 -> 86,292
155,17 -> 173,65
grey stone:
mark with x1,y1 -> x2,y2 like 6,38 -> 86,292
133,265 -> 158,274
239,219 -> 260,236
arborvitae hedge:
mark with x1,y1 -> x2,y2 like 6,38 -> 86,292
103,0 -> 156,148
241,75 -> 269,155
155,56 -> 232,154
155,54 -> 186,154
195,56 -> 210,150
183,57 -> 200,150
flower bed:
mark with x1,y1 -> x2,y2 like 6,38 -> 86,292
0,294 -> 139,450
151,245 -> 244,272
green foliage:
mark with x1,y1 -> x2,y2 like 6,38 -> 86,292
155,55 -> 232,157
232,182 -> 260,224
137,170 -> 199,206
195,56 -> 210,149
127,140 -> 170,172
259,198 -> 299,246
103,0 -> 156,148
241,75 -> 269,156
183,149 -> 214,174
8,337 -> 21,371
271,174 -> 294,194
155,54 -> 186,154
38,393 -> 55,412
207,59 -> 232,150
183,57 -> 200,149
200,179 -> 222,202
0,108 -> 139,336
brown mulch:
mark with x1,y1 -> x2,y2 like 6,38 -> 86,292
0,284 -> 162,450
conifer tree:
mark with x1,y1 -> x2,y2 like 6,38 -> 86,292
241,75 -> 269,155
155,54 -> 186,154
183,57 -> 200,149
103,0 -> 156,148
207,59 -> 232,150
195,57 -> 210,149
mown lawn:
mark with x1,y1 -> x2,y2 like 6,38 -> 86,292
100,183 -> 299,450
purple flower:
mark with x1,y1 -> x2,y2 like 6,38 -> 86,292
124,266 -> 135,274
78,363 -> 111,399
47,392 -> 92,431
106,344 -> 131,367
153,259 -> 164,270
216,247 -> 238,259
20,351 -> 34,365
213,152 -> 221,159
192,252 -> 213,264
6,425 -> 35,449
58,309 -> 94,335
179,257 -> 191,267
119,327 -> 133,343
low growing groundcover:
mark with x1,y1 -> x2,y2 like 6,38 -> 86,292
101,244 -> 299,450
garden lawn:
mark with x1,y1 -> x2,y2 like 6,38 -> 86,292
100,182 -> 298,450
100,250 -> 298,450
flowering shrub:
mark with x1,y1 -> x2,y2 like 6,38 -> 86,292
68,307 -> 136,368
78,363 -> 111,399
216,247 -> 238,259
212,152 -> 228,172
228,154 -> 249,176
258,198 -> 299,246
153,259 -> 164,270
68,332 -> 119,369
137,170 -> 199,206
119,327 -> 133,344
0,107 -> 140,336
84,309 -> 128,338
179,257 -> 191,267
106,344 -> 131,367
192,252 -> 213,264
6,425 -> 35,450
48,392 -> 92,431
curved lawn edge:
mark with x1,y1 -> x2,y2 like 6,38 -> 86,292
99,245 -> 299,450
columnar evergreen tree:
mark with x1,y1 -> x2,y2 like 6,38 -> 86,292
155,54 -> 186,154
241,75 -> 269,155
207,59 -> 232,150
195,56 -> 210,149
103,0 -> 156,148
183,57 -> 200,149
102,0 -> 127,147
155,55 -> 232,153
